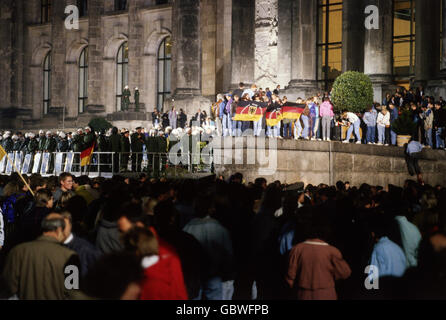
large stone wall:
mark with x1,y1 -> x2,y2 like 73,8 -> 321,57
212,138 -> 446,187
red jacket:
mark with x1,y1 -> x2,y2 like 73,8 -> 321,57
139,228 -> 188,300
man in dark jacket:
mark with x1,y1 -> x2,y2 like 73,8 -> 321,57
178,109 -> 187,129
2,132 -> 14,153
57,133 -> 69,152
62,212 -> 102,277
38,130 -> 46,152
109,127 -> 121,173
433,102 -> 446,150
26,133 -> 39,155
120,130 -> 131,172
131,127 -> 146,172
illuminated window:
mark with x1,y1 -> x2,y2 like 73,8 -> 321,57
43,52 -> 51,115
116,42 -> 129,111
78,47 -> 88,114
41,0 -> 52,23
393,0 -> 416,77
317,0 -> 343,91
157,37 -> 171,112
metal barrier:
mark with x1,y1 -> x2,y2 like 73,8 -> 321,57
0,150 -> 214,177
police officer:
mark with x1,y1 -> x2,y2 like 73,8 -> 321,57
83,126 -> 95,150
12,134 -> 21,152
38,130 -> 46,152
27,133 -> 39,155
131,127 -> 145,172
2,131 -> 14,153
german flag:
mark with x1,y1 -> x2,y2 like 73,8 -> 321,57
281,103 -> 305,120
265,109 -> 283,127
233,101 -> 267,122
0,145 -> 6,163
80,142 -> 95,167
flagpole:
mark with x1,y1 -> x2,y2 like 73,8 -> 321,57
3,151 -> 34,197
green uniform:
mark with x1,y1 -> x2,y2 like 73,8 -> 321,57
27,138 -> 39,154
44,137 -> 57,152
38,136 -> 46,151
72,135 -> 84,153
83,132 -> 95,150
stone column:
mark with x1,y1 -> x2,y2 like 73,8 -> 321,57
171,0 -> 202,97
168,0 -> 211,116
277,0 -> 292,87
128,0 -> 145,111
254,0 -> 279,89
363,0 -> 393,103
215,0 -> 232,94
441,0 -> 446,74
201,0 -> 217,97
286,0 -> 318,99
415,0 -> 441,83
87,0 -> 105,113
342,0 -> 364,72
230,0 -> 255,88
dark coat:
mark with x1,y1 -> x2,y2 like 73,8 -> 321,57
64,234 -> 102,276
95,219 -> 124,254
108,134 -> 121,153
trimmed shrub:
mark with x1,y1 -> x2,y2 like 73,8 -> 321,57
331,71 -> 374,113
88,118 -> 113,133
392,110 -> 416,136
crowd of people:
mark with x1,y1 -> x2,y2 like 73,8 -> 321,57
0,171 -> 445,300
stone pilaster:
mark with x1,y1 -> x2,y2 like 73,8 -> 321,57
277,0 -> 292,88
87,0 -> 105,112
342,0 -> 364,72
230,0 -> 255,88
0,0 -> 14,109
285,0 -> 318,99
128,0 -> 145,109
171,0 -> 202,97
215,0 -> 232,94
415,0 -> 441,83
50,0 -> 67,109
363,0 -> 393,103
201,0 -> 217,97
254,0 -> 279,89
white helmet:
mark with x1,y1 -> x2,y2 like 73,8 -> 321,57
4,132 -> 11,138
59,132 -> 66,139
77,128 -> 83,133
39,130 -> 44,135
29,132 -> 35,138
72,132 -> 78,137
12,135 -> 18,140
46,131 -> 52,136
84,126 -> 91,131
24,132 -> 29,138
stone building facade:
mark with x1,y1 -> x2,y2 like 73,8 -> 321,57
1,0 -> 446,130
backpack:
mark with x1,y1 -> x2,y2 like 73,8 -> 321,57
1,194 -> 22,224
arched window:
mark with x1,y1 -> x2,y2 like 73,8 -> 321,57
157,36 -> 171,111
43,52 -> 51,115
317,0 -> 343,91
116,42 -> 129,111
79,47 -> 88,114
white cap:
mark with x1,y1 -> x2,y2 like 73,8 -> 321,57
39,130 -> 44,134
84,126 -> 91,131
12,135 -> 18,140
4,132 -> 11,138
77,128 -> 83,133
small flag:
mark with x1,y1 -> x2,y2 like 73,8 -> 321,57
80,142 -> 95,167
0,145 -> 6,162
281,103 -> 305,120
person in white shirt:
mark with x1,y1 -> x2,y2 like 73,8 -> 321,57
341,110 -> 362,144
376,106 -> 391,145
